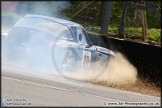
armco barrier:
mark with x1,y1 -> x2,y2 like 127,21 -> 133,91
88,33 -> 161,87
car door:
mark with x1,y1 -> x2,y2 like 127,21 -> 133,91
76,28 -> 96,67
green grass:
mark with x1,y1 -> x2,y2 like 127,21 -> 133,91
108,27 -> 161,42
147,28 -> 161,42
108,27 -> 119,33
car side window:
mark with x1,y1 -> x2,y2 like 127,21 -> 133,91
77,28 -> 87,44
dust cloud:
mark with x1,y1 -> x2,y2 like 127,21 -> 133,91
63,52 -> 138,85
64,52 -> 160,97
96,52 -> 137,85
92,52 -> 160,97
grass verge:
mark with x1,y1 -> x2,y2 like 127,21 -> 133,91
108,27 -> 161,42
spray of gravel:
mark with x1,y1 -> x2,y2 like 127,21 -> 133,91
64,52 -> 160,97
96,52 -> 138,85
64,52 -> 138,86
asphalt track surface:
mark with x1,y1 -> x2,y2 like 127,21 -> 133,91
1,61 -> 161,107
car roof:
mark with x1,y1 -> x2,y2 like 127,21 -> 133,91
24,15 -> 83,28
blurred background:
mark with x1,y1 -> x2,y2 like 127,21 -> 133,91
1,1 -> 161,45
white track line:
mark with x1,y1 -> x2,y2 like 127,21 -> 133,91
2,76 -> 72,92
2,76 -> 120,101
83,93 -> 121,101
1,77 -> 119,101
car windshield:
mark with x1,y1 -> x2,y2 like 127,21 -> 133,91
14,17 -> 73,39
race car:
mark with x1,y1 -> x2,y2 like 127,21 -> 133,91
2,15 -> 115,73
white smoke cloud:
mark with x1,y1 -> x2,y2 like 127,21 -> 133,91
1,1 -> 72,74
28,1 -> 71,19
